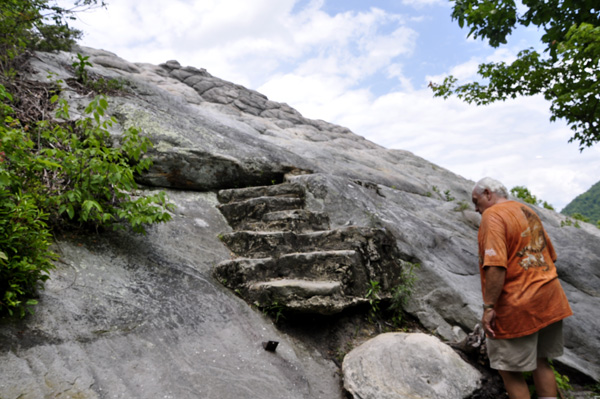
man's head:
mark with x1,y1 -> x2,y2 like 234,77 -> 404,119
472,177 -> 509,214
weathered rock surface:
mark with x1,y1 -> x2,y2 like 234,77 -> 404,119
0,44 -> 597,399
343,332 -> 482,399
0,191 -> 340,399
214,182 -> 407,315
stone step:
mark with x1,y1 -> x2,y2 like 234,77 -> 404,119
240,209 -> 330,232
214,250 -> 361,289
249,279 -> 342,299
217,183 -> 305,204
247,279 -> 366,315
217,196 -> 304,229
284,296 -> 368,315
220,226 -> 387,258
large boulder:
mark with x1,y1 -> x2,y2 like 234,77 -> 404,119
342,333 -> 482,399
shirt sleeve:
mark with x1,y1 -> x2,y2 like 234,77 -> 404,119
479,210 -> 508,268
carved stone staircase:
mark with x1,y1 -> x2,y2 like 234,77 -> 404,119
214,181 -> 404,315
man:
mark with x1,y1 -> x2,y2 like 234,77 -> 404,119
471,177 -> 572,399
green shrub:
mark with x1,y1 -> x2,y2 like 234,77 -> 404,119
0,190 -> 56,317
38,95 -> 173,232
511,186 -> 539,205
571,213 -> 590,223
0,84 -> 173,317
0,0 -> 103,76
388,261 -> 419,326
511,185 -> 556,210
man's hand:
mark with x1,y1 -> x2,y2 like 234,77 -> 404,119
482,308 -> 496,338
482,266 -> 505,338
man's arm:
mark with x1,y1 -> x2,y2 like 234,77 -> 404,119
482,265 -> 506,338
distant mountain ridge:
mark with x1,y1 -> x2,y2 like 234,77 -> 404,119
561,180 -> 600,224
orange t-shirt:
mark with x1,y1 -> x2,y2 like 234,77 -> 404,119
478,201 -> 572,339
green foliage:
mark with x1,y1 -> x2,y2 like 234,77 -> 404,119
69,53 -> 130,94
261,300 -> 285,323
432,1 -> 600,150
561,180 -> 600,225
387,261 -> 419,327
541,201 -> 555,211
510,185 -> 554,210
0,0 -> 105,76
72,53 -> 92,84
571,213 -> 590,223
511,185 -> 539,205
522,361 -> 572,395
366,280 -> 381,319
454,200 -> 470,212
429,186 -> 455,201
0,190 -> 57,317
364,262 -> 420,328
0,83 -> 173,317
550,362 -> 573,393
560,218 -> 581,229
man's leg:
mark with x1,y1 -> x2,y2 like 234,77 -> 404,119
498,370 -> 530,399
532,358 -> 558,398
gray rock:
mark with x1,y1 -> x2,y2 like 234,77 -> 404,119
342,332 -> 482,399
0,191 -> 341,399
0,43 -> 595,399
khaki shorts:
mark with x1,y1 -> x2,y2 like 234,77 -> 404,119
487,320 -> 564,372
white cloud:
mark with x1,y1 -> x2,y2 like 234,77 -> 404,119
401,0 -> 447,8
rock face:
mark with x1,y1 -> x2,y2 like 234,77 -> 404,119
214,182 -> 409,315
342,333 -> 482,399
0,45 -> 598,399
0,191 -> 340,399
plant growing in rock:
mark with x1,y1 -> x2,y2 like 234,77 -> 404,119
0,83 -> 173,317
571,213 -> 590,223
444,189 -> 455,202
261,300 -> 285,323
510,185 -> 554,210
560,218 -> 581,229
365,280 -> 381,319
454,200 -> 470,212
72,53 -> 92,84
387,261 -> 420,327
70,54 -> 129,94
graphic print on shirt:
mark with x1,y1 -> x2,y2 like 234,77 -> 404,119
517,206 -> 550,271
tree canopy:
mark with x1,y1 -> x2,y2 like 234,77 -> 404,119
430,0 -> 600,151
0,0 -> 105,75
561,180 -> 600,224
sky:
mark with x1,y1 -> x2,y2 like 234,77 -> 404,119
60,0 -> 600,211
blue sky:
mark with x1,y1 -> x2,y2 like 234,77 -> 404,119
61,0 -> 600,211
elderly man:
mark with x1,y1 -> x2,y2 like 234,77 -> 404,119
471,177 -> 572,399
